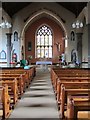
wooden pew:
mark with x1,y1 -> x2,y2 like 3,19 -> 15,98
1,67 -> 36,86
51,67 -> 90,73
0,74 -> 28,91
67,95 -> 90,119
50,68 -> 90,119
57,81 -> 90,103
0,77 -> 23,98
1,67 -> 36,79
55,76 -> 90,93
51,68 -> 90,79
0,85 -> 10,119
52,76 -> 90,101
1,71 -> 29,88
51,68 -> 90,91
59,84 -> 90,118
0,67 -> 36,98
51,67 -> 90,94
0,79 -> 18,106
51,68 -> 90,78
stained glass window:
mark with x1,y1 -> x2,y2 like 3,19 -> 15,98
36,25 -> 52,58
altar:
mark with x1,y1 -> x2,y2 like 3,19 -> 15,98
36,61 -> 52,70
36,61 -> 52,65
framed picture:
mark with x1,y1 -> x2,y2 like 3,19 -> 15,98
28,42 -> 32,51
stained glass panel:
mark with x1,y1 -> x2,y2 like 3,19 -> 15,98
49,35 -> 52,45
37,35 -> 40,45
41,47 -> 44,58
41,35 -> 44,45
49,46 -> 52,58
45,35 -> 49,45
36,25 -> 52,58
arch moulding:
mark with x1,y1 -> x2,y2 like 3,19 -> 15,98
20,9 -> 68,58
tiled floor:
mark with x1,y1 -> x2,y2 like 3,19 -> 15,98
8,67 -> 60,119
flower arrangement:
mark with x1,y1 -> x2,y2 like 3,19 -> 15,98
58,54 -> 62,61
27,55 -> 33,60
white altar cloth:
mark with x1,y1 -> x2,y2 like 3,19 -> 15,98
36,61 -> 52,65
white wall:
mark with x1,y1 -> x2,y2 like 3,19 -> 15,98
12,2 -> 75,62
87,2 -> 90,24
82,25 -> 88,62
0,2 -> 89,66
0,8 -> 12,67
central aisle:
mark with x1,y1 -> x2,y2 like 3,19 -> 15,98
8,67 -> 60,119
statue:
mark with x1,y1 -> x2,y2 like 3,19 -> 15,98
71,49 -> 77,63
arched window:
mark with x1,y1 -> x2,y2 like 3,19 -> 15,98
0,50 -> 6,59
71,31 -> 75,41
36,25 -> 53,58
14,31 -> 18,41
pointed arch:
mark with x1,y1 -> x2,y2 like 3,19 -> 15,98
21,9 -> 67,39
35,24 -> 53,58
0,50 -> 6,59
20,9 -> 68,59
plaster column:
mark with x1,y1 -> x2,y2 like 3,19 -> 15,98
6,33 -> 12,67
76,33 -> 83,64
88,24 -> 90,68
87,2 -> 90,68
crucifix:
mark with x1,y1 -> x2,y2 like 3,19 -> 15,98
55,42 -> 60,52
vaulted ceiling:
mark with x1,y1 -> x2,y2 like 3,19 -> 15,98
2,2 -> 87,18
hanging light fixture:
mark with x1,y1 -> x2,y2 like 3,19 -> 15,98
0,17 -> 12,28
72,3 -> 83,29
72,20 -> 83,29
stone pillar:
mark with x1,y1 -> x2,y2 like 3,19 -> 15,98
87,2 -> 90,68
6,33 -> 12,67
76,33 -> 83,64
88,24 -> 90,68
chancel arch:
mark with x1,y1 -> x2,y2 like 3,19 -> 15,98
21,9 -> 68,64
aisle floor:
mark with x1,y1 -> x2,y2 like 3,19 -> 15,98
8,67 -> 60,119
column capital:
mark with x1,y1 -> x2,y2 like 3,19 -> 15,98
6,33 -> 12,36
75,27 -> 83,34
76,32 -> 83,34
